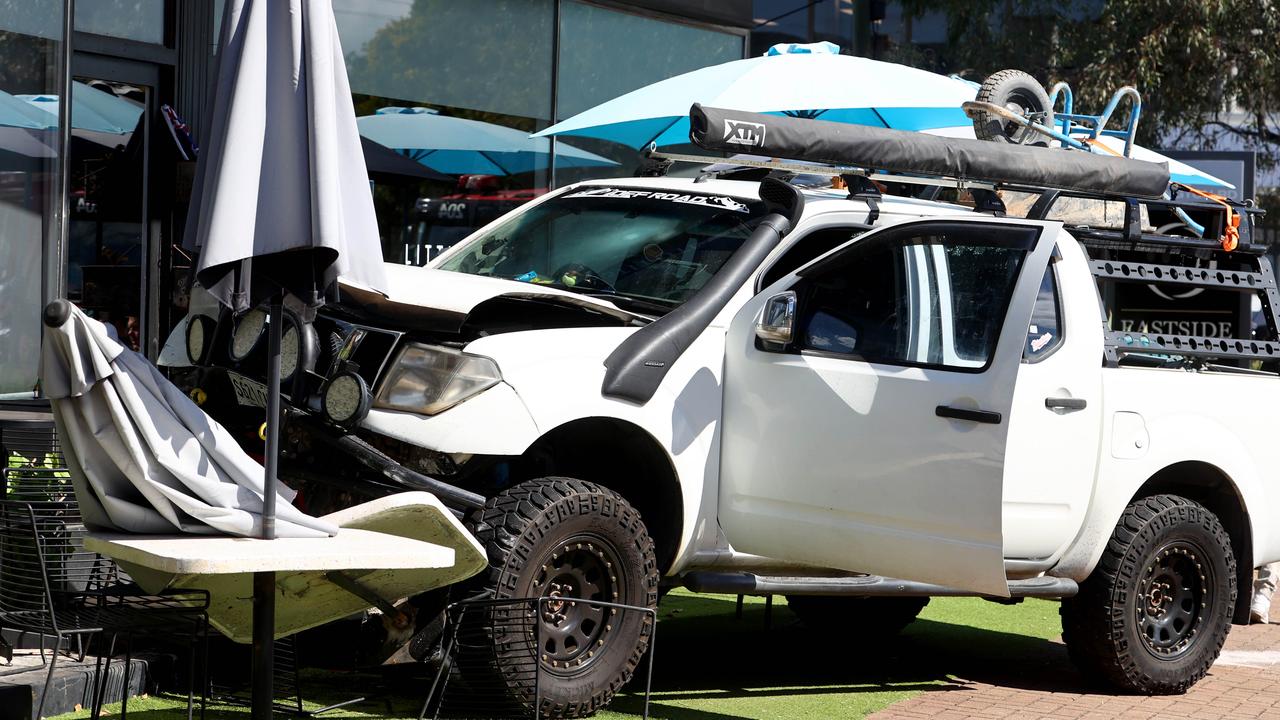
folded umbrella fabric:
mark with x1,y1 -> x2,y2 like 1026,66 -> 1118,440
41,302 -> 337,538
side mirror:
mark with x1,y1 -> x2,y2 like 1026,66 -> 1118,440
755,291 -> 797,345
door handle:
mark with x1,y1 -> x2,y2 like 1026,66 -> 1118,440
1045,397 -> 1087,411
935,405 -> 1002,424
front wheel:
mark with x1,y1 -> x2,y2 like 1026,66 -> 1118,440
465,477 -> 659,718
1060,494 -> 1236,694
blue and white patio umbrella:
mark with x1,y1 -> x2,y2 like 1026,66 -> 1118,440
0,89 -> 64,130
18,80 -> 144,135
536,41 -> 1232,190
534,42 -> 978,149
357,107 -> 617,176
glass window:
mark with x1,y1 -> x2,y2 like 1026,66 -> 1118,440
1025,262 -> 1063,360
796,225 -> 1033,370
437,186 -> 766,314
752,0 -> 810,50
759,225 -> 865,289
341,0 -> 553,121
812,0 -> 854,48
554,2 -> 745,184
336,0 -> 555,265
75,0 -> 166,44
64,79 -> 148,352
0,7 -> 65,396
557,2 -> 745,120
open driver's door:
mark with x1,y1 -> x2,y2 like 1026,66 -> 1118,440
718,217 -> 1059,596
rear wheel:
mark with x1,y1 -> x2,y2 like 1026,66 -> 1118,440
465,477 -> 659,718
786,595 -> 929,638
1060,494 -> 1235,694
973,69 -> 1054,145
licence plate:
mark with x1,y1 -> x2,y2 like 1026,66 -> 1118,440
228,372 -> 268,408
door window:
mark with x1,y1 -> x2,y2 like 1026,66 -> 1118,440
795,223 -> 1036,371
758,225 -> 868,290
65,78 -> 147,351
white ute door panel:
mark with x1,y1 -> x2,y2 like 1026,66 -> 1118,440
719,217 -> 1060,596
1001,239 -> 1103,561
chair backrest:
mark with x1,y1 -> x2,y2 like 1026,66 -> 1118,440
0,502 -> 60,633
0,417 -> 64,474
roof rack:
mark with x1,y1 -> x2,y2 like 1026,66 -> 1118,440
646,105 -> 1274,368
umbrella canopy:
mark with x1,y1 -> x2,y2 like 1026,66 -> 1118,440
0,89 -> 63,130
534,42 -> 978,148
40,302 -> 338,539
360,135 -> 452,184
17,81 -> 144,135
536,42 -> 1233,191
0,128 -> 56,159
1089,136 -> 1232,190
357,107 -> 617,176
184,0 -> 387,312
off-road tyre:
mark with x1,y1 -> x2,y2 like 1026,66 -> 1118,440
786,595 -> 929,638
1060,494 -> 1236,694
464,477 -> 659,718
973,69 -> 1054,145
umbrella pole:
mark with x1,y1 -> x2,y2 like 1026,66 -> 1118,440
252,292 -> 284,719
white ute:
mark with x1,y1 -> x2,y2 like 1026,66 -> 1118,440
178,120 -> 1276,716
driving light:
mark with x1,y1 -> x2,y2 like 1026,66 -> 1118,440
229,308 -> 267,361
186,315 -> 216,364
375,344 -> 501,416
279,312 -> 319,383
322,372 -> 371,425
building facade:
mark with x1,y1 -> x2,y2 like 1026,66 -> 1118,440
0,0 -> 1265,399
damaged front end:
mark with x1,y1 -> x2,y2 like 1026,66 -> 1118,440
171,273 -> 638,520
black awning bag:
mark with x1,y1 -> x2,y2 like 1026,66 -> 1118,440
689,104 -> 1171,198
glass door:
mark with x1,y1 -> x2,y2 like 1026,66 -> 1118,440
64,72 -> 150,353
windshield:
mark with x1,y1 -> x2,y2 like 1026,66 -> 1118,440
436,186 -> 767,313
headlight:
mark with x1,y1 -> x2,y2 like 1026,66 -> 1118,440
185,315 -> 216,364
375,343 -> 501,416
229,308 -> 267,361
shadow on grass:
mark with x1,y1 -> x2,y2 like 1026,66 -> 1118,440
601,593 -> 1115,717
84,594 -> 1114,720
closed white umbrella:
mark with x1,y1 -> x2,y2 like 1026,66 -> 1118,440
183,0 -> 387,311
179,2 -> 388,716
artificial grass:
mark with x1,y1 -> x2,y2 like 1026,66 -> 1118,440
51,592 -> 1067,720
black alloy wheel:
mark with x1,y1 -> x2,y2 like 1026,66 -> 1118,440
463,477 -> 659,719
534,535 -> 624,671
1137,541 -> 1210,659
1061,494 -> 1235,694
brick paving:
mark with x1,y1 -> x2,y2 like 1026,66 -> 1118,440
871,595 -> 1280,720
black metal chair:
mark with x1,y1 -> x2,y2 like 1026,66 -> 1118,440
0,483 -> 211,720
0,499 -> 109,719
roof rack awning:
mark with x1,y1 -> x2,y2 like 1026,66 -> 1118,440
689,104 -> 1171,199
